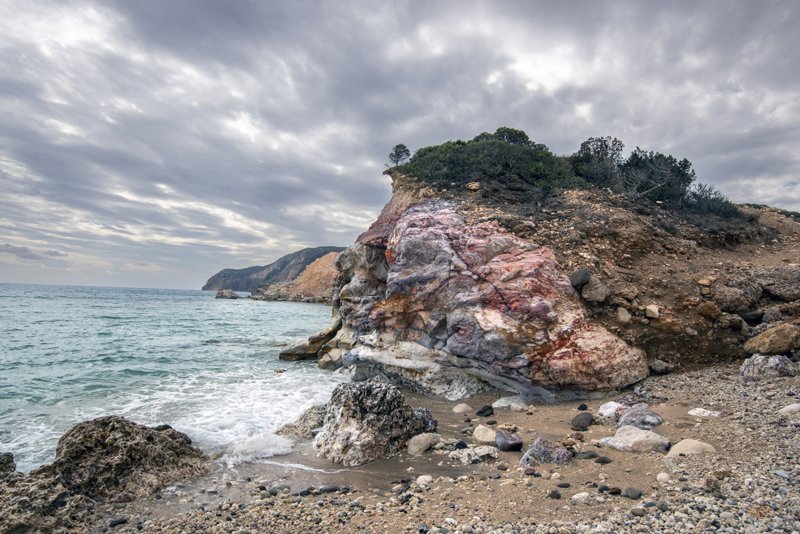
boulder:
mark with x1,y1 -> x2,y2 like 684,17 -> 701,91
472,425 -> 497,445
616,307 -> 632,325
599,425 -> 670,453
0,417 -> 209,533
278,404 -> 328,439
754,267 -> 800,301
407,433 -> 441,456
495,430 -> 523,452
666,439 -> 716,457
519,438 -> 572,467
452,403 -> 472,414
571,412 -> 594,430
740,354 -> 798,380
649,359 -> 675,374
326,192 -> 648,400
714,284 -> 760,313
598,401 -> 628,420
617,408 -> 664,430
582,278 -> 611,303
314,379 -> 437,466
279,328 -> 337,361
696,302 -> 723,320
0,452 -> 15,474
743,324 -> 800,355
449,446 -> 499,465
570,268 -> 591,287
492,396 -> 528,412
215,289 -> 241,299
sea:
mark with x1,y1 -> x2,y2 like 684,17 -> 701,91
0,283 -> 349,473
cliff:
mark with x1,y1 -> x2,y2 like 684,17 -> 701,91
202,246 -> 346,292
252,251 -> 341,304
290,170 -> 799,401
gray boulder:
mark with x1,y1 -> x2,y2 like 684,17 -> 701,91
741,354 -> 798,381
570,268 -> 591,287
407,433 -> 440,456
617,407 -> 664,430
519,438 -> 572,467
314,379 -> 437,466
215,289 -> 241,299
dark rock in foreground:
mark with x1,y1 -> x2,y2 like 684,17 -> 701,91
314,379 -> 437,466
0,416 -> 209,534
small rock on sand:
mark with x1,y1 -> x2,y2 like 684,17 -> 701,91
666,439 -> 716,457
453,403 -> 472,414
472,425 -> 497,445
599,425 -> 670,453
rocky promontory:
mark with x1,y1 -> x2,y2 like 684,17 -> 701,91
284,164 -> 799,400
252,251 -> 341,304
202,246 -> 345,293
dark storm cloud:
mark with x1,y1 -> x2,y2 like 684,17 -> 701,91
0,0 -> 798,288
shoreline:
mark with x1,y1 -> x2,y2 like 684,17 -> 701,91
82,362 -> 800,533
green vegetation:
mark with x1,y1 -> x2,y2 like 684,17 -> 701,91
392,128 -> 747,219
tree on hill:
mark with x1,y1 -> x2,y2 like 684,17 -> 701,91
388,143 -> 411,167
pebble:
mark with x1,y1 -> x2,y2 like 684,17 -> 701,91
656,472 -> 670,482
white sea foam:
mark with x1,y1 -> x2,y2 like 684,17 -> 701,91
0,284 -> 345,472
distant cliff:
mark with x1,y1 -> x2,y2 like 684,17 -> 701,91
202,246 -> 346,292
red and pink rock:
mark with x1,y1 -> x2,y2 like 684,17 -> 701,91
327,184 -> 647,400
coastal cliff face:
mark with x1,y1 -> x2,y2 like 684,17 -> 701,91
324,175 -> 648,400
202,246 -> 345,292
253,251 -> 340,304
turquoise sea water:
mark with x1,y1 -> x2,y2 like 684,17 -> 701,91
0,284 -> 347,473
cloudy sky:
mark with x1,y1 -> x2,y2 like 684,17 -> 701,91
1,1 -> 798,289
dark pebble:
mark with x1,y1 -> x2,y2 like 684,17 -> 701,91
556,483 -> 571,488
573,451 -> 599,460
657,500 -> 670,512
109,519 -> 128,528
644,501 -> 657,508
678,477 -> 688,482
463,417 -> 471,422
598,485 -> 610,493
455,440 -> 468,450
476,406 -> 494,417
418,522 -> 429,533
497,463 -> 509,471
486,420 -> 497,425
489,474 -> 501,480
319,485 -> 340,493
609,487 -> 622,495
548,490 -> 561,499
625,488 -> 642,499
595,456 -> 612,464
578,403 -> 589,411
570,412 -> 593,430
524,468 -> 537,476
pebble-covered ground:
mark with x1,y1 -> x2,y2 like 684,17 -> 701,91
89,363 -> 800,534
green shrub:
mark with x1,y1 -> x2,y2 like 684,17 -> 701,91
685,183 -> 747,219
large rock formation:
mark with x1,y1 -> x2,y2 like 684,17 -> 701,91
314,379 -> 437,466
0,416 -> 209,533
322,175 -> 647,400
202,246 -> 346,292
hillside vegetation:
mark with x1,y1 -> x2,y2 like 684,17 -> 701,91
393,127 -> 745,219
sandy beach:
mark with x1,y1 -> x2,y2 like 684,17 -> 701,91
84,362 -> 800,534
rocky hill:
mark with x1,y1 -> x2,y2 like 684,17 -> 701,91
285,168 -> 799,401
202,246 -> 346,292
252,251 -> 341,304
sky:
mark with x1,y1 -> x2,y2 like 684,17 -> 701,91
1,1 -> 798,289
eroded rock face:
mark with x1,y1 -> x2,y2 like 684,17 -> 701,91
329,180 -> 648,400
314,379 -> 437,466
215,289 -> 241,299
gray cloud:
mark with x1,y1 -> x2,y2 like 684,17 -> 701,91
0,0 -> 798,288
